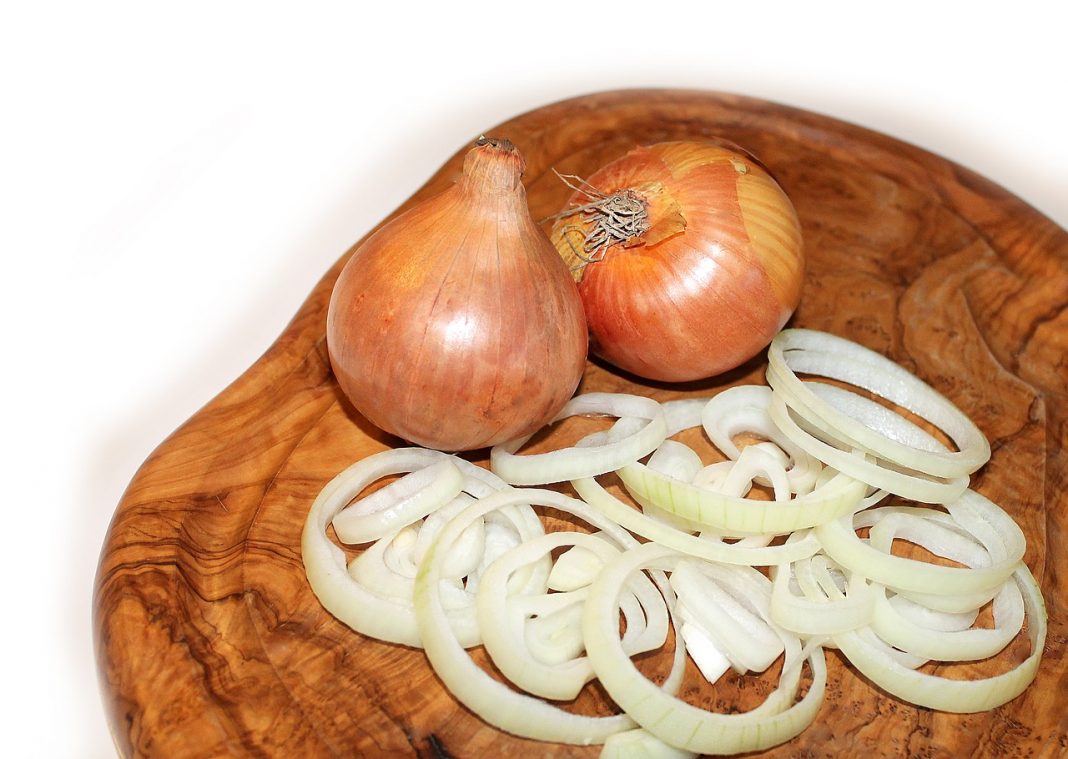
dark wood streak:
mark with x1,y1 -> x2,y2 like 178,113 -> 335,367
94,89 -> 1068,758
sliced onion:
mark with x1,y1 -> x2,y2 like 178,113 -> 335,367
346,500 -> 485,610
767,394 -> 969,504
573,475 -> 824,566
596,381 -> 866,535
303,449 -> 545,647
660,398 -> 714,437
687,444 -> 793,549
302,324 -> 1048,749
833,564 -> 1045,713
413,487 -> 686,745
702,385 -> 823,494
583,542 -> 827,755
770,552 -> 875,636
672,561 -> 784,674
491,393 -> 667,485
477,530 -> 668,701
816,490 -> 1025,598
870,580 -> 1024,662
302,450 -> 470,646
600,728 -> 698,758
766,329 -> 990,477
706,443 -> 792,503
617,457 -> 866,535
647,439 -> 704,484
331,456 -> 465,544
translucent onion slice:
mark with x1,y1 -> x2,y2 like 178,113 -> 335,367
303,451 -> 472,646
767,393 -> 969,504
413,487 -> 686,745
712,443 -> 792,502
672,561 -> 785,674
680,621 -> 732,683
885,593 -> 978,632
408,493 -> 484,579
381,524 -> 421,577
616,456 -> 866,535
641,441 -> 708,533
303,449 -> 545,647
833,564 -> 1045,713
549,542 -> 605,591
815,490 -> 1026,598
660,398 -> 714,437
347,508 -> 484,610
573,475 -> 825,566
766,329 -> 990,477
701,385 -> 823,494
583,542 -> 828,755
647,439 -> 704,484
870,580 -> 1024,661
491,393 -> 668,485
689,444 -> 792,549
805,382 -> 950,452
770,552 -> 875,636
600,728 -> 698,759
331,457 -> 465,544
478,531 -> 667,700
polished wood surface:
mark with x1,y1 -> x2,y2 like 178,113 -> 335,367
94,89 -> 1068,758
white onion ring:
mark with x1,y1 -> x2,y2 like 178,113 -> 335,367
672,561 -> 785,674
573,475 -> 825,566
767,393 -> 969,504
303,449 -> 544,647
600,728 -> 698,758
815,490 -> 1025,598
766,329 -> 990,477
583,542 -> 827,755
617,457 -> 866,535
331,457 -> 464,544
833,564 -> 1045,713
478,531 -> 667,701
303,450 -> 470,646
302,324 -> 1048,747
702,385 -> 823,494
491,393 -> 667,485
413,487 -> 686,745
870,580 -> 1024,661
770,552 -> 875,636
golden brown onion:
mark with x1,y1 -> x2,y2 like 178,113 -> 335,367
327,138 -> 587,451
550,141 -> 804,382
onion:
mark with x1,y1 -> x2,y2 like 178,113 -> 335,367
548,140 -> 804,381
327,137 -> 587,451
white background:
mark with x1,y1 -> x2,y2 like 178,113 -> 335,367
3,1 -> 1065,756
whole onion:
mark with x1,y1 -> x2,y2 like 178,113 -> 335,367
327,138 -> 587,451
549,141 -> 804,382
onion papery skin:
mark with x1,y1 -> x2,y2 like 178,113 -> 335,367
550,141 -> 804,382
328,138 -> 588,451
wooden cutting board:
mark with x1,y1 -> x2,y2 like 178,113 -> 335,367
94,89 -> 1068,758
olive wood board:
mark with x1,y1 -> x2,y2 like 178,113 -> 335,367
94,89 -> 1068,758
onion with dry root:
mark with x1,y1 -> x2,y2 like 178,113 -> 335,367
327,137 -> 587,452
549,140 -> 804,382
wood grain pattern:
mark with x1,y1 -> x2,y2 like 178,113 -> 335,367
94,89 -> 1068,758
